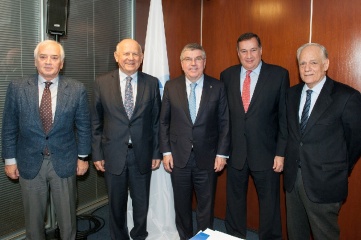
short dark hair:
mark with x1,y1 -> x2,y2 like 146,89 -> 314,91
180,43 -> 206,61
237,32 -> 262,50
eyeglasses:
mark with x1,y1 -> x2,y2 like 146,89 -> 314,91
182,56 -> 205,64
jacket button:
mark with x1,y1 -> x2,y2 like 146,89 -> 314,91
300,142 -> 303,146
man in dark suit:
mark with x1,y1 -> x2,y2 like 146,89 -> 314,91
2,40 -> 91,239
220,32 -> 289,240
284,43 -> 361,240
159,43 -> 230,240
91,39 -> 161,240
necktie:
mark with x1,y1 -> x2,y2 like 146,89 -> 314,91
124,76 -> 134,119
242,70 -> 252,112
300,89 -> 313,134
40,82 -> 53,134
189,82 -> 197,123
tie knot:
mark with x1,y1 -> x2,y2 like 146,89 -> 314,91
246,70 -> 252,76
44,82 -> 52,89
190,82 -> 197,90
306,89 -> 313,96
126,76 -> 132,82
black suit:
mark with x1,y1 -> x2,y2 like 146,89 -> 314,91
284,77 -> 361,239
220,61 -> 289,239
159,74 -> 230,239
91,69 -> 161,239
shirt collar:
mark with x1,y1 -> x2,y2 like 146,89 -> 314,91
302,76 -> 327,95
241,61 -> 262,76
185,74 -> 204,88
38,75 -> 59,86
119,70 -> 137,83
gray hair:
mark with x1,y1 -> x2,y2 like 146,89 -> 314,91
297,43 -> 328,62
34,40 -> 65,61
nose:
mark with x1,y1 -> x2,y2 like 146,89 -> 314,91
45,56 -> 51,64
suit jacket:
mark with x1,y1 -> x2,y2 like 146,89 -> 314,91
91,69 -> 162,174
284,77 -> 361,203
159,74 -> 230,170
1,75 -> 91,179
220,61 -> 289,171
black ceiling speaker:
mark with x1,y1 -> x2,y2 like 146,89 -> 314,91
46,0 -> 69,36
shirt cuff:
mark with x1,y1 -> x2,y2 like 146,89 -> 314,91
5,158 -> 17,165
216,154 -> 229,159
163,152 -> 171,156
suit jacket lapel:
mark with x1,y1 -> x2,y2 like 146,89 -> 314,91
196,75 -> 212,122
110,70 -> 127,118
53,76 -> 70,132
25,76 -> 42,131
229,66 -> 244,114
303,78 -> 333,135
176,76 -> 192,123
248,62 -> 267,114
132,72 -> 145,119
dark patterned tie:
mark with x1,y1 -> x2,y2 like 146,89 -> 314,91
40,82 -> 53,134
124,76 -> 134,119
300,89 -> 313,134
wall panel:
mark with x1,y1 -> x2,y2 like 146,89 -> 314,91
201,0 -> 361,239
137,0 -> 361,239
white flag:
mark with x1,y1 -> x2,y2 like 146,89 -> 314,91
142,0 -> 170,96
127,0 -> 178,239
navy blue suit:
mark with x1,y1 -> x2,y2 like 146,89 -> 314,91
221,61 -> 289,240
159,74 -> 230,239
2,75 -> 91,179
2,74 -> 91,240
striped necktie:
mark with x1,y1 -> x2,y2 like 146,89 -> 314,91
300,89 -> 313,134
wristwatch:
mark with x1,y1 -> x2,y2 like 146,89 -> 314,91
78,156 -> 88,161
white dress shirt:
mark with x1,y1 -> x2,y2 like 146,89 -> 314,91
240,61 -> 262,101
298,76 -> 327,122
119,70 -> 138,108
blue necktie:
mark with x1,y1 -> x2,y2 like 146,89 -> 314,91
124,76 -> 134,119
189,82 -> 197,123
300,89 -> 313,134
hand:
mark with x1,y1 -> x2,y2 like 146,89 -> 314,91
93,160 -> 106,172
273,156 -> 284,172
152,159 -> 161,170
5,164 -> 19,179
77,159 -> 89,176
163,155 -> 174,173
214,156 -> 227,172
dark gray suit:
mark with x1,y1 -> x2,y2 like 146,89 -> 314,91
159,74 -> 230,239
284,77 -> 361,239
2,74 -> 91,239
91,69 -> 161,239
220,61 -> 289,240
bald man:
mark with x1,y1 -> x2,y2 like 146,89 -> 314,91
91,39 -> 162,240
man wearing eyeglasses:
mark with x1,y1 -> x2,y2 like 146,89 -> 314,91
220,32 -> 290,240
159,43 -> 230,240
